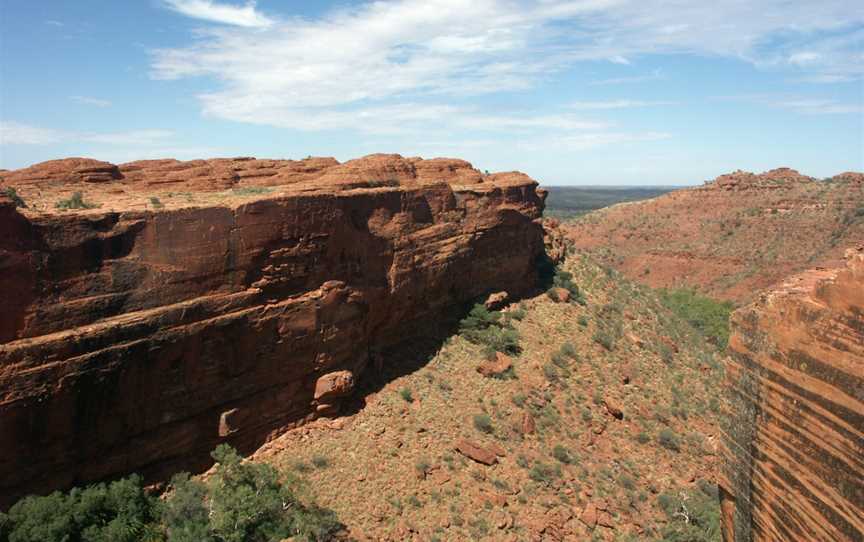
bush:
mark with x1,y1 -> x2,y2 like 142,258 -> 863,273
3,445 -> 342,542
311,454 -> 329,469
150,196 -> 164,209
660,288 -> 734,347
529,462 -> 561,485
2,187 -> 26,208
552,445 -> 574,464
658,428 -> 681,452
657,488 -> 721,542
473,414 -> 494,434
552,268 -> 586,305
459,304 -> 521,355
55,191 -> 99,210
400,388 -> 414,403
4,474 -> 161,542
560,342 -> 577,359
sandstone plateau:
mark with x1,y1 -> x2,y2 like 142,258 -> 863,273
0,154 -> 552,505
566,168 -> 864,302
721,246 -> 864,541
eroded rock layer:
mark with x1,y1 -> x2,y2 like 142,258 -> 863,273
0,154 -> 549,505
721,247 -> 864,541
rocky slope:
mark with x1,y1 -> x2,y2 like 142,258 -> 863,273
0,154 -> 550,505
252,253 -> 726,541
565,168 -> 864,302
721,246 -> 864,541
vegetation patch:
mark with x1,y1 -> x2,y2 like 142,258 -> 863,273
0,445 -> 341,542
2,187 -> 26,208
55,191 -> 99,210
659,288 -> 734,347
459,304 -> 521,356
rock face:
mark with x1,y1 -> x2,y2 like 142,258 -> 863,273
565,168 -> 864,302
0,154 -> 550,506
721,246 -> 864,541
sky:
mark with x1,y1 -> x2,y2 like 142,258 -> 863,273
0,0 -> 862,185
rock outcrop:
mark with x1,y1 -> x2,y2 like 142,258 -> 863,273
565,168 -> 864,302
721,246 -> 864,541
0,154 -> 550,506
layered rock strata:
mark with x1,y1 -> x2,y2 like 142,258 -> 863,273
721,247 -> 864,541
0,154 -> 550,505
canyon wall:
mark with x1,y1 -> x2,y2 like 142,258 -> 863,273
0,154 -> 551,506
721,246 -> 864,541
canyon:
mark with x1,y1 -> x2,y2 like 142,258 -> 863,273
0,154 -> 551,505
721,246 -> 864,542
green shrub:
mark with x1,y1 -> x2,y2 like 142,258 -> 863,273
658,428 -> 681,452
4,474 -> 161,542
400,388 -> 414,403
552,268 -> 586,305
149,196 -> 164,209
55,191 -> 99,210
311,454 -> 329,469
459,304 -> 521,355
3,445 -> 342,542
560,342 -> 577,359
529,462 -> 561,484
552,445 -> 574,464
657,488 -> 721,542
2,187 -> 26,208
660,288 -> 734,347
473,414 -> 494,434
202,444 -> 340,542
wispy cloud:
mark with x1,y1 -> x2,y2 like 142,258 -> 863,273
568,99 -> 676,110
772,99 -> 863,115
71,96 -> 112,108
162,0 -> 273,28
590,69 -> 664,86
717,94 -> 863,115
0,122 -> 175,146
44,20 -> 64,27
0,122 -> 65,145
150,0 -> 862,135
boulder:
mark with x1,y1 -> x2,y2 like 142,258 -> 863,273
455,439 -> 498,465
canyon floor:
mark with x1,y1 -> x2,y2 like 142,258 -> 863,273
253,253 -> 725,541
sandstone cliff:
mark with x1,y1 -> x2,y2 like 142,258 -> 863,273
721,246 -> 864,541
565,168 -> 864,302
0,154 -> 550,505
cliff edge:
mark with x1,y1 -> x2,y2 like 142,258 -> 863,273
721,246 -> 864,541
0,154 -> 551,505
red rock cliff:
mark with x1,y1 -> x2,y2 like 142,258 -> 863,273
721,246 -> 864,541
0,154 -> 550,505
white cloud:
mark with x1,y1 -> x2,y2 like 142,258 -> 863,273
568,99 -> 675,110
150,0 -> 862,133
0,122 -> 65,145
717,94 -> 863,115
71,96 -> 112,108
0,122 -> 176,146
162,0 -> 273,28
773,99 -> 863,115
590,69 -> 664,86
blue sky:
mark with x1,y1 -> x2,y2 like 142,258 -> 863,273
0,0 -> 862,185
